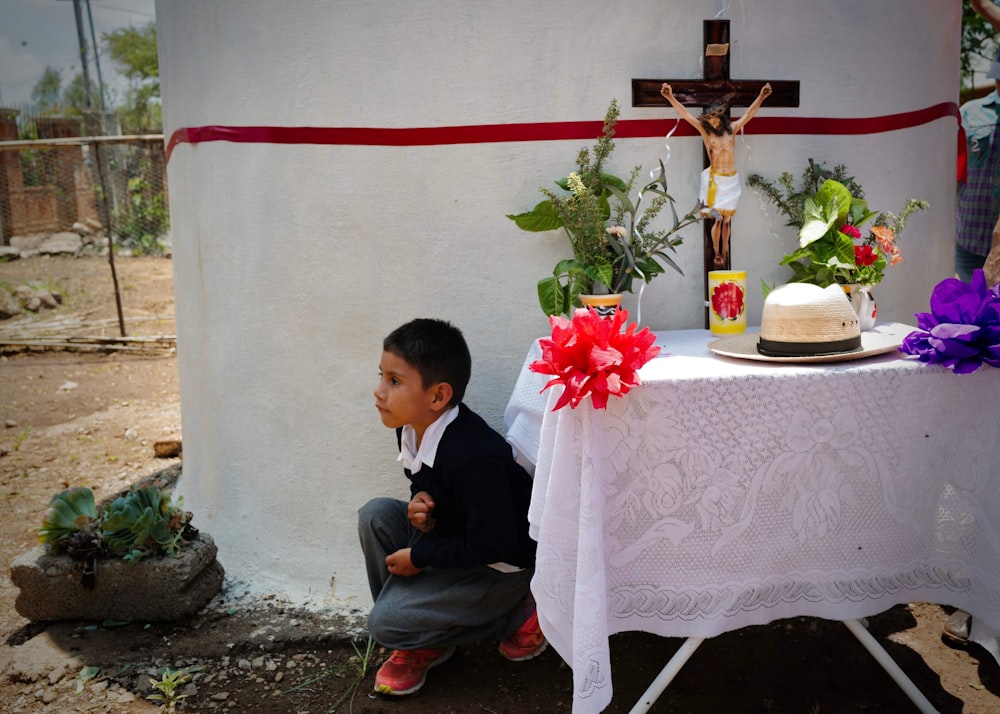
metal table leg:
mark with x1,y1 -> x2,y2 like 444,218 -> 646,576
627,637 -> 705,714
627,620 -> 938,714
842,618 -> 938,714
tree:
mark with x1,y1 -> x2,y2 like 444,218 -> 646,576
61,73 -> 90,114
104,22 -> 160,133
963,3 -> 1000,96
31,67 -> 63,111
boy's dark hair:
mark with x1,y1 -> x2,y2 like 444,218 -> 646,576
383,318 -> 471,406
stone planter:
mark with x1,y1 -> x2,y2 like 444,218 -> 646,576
10,534 -> 224,622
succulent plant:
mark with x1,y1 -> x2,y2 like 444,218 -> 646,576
38,484 -> 194,569
38,487 -> 99,553
101,485 -> 191,563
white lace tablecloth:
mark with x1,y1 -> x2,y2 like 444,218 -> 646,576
505,327 -> 1000,714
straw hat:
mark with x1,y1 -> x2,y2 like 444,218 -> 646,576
709,283 -> 909,363
757,283 -> 860,356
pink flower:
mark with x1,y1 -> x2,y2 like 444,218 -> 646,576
529,307 -> 660,410
841,224 -> 862,240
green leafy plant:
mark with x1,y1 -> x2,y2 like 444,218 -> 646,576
508,99 -> 704,316
146,666 -> 193,711
13,426 -> 30,451
113,175 -> 169,255
38,485 -> 196,573
748,160 -> 928,288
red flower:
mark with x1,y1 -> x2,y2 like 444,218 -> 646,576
528,307 -> 660,410
710,281 -> 745,321
854,244 -> 878,266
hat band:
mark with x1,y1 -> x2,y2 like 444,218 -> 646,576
757,334 -> 862,357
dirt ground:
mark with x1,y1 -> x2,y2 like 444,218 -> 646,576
2,255 -> 1000,713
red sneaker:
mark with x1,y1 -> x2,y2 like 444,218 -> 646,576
499,609 -> 548,661
374,646 -> 455,696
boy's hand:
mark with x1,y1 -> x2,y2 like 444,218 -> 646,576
385,548 -> 421,577
408,491 -> 436,533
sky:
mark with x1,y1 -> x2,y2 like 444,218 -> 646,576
0,0 -> 156,107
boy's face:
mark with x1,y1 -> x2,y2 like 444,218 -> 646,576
374,350 -> 442,434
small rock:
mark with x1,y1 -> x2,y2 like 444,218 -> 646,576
4,419 -> 17,428
134,673 -> 154,694
47,665 -> 66,686
39,231 -> 82,255
0,289 -> 20,318
154,439 -> 182,458
274,671 -> 284,683
211,691 -> 230,701
59,381 -> 78,391
9,234 -> 46,251
237,658 -> 251,670
35,290 -> 59,309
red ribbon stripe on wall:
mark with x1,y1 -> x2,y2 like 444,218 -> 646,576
165,102 -> 959,163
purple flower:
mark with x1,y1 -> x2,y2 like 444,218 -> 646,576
899,270 -> 1000,373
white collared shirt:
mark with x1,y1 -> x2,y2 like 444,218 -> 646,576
397,405 -> 460,474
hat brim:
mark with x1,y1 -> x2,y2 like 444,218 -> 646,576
708,321 -> 915,364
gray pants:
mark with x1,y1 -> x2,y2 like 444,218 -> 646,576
358,497 -> 533,650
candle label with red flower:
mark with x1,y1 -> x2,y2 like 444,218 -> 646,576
708,270 -> 747,335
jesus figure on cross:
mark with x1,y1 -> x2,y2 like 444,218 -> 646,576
660,81 -> 772,267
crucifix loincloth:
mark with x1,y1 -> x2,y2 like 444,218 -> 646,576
700,168 -> 740,216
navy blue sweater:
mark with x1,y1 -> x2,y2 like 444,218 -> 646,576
400,403 -> 536,570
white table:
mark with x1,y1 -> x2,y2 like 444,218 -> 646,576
505,327 -> 1000,714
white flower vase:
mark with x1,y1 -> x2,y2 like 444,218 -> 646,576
843,284 -> 877,331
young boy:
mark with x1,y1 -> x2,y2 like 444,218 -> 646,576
359,318 -> 545,696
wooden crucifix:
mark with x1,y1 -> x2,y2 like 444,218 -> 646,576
632,19 -> 800,326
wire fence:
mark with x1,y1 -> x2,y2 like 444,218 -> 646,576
0,108 -> 170,344
0,132 -> 168,255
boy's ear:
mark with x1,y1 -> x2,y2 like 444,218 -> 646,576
429,382 -> 453,411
